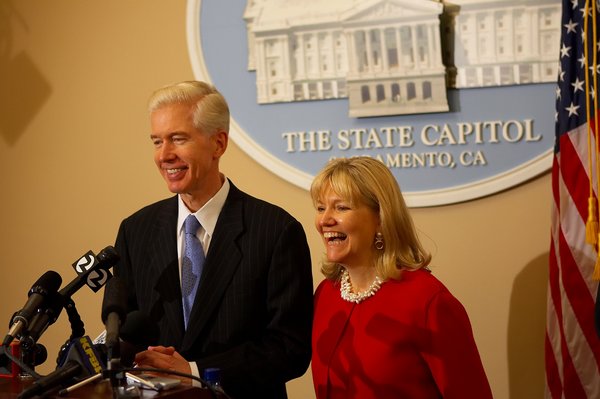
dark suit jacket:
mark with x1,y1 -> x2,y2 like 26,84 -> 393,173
114,181 -> 313,399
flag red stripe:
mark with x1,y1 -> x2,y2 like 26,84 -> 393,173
545,331 -> 562,398
557,230 -> 593,396
546,226 -> 563,399
558,132 -> 590,221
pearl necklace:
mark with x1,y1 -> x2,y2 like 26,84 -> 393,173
340,269 -> 383,304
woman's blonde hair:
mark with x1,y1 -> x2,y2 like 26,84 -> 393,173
310,157 -> 431,281
148,80 -> 230,135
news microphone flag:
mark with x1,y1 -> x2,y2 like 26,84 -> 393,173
61,246 -> 118,296
18,336 -> 104,399
546,0 -> 600,397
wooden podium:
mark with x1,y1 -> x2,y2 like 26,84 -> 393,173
0,376 -> 225,399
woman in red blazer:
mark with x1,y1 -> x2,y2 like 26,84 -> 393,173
310,157 -> 493,399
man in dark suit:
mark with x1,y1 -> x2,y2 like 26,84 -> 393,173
113,81 -> 313,398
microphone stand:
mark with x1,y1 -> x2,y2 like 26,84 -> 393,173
19,343 -> 46,380
54,298 -> 85,368
59,371 -> 146,397
105,343 -> 139,398
0,344 -> 40,380
63,298 -> 85,340
56,345 -> 140,399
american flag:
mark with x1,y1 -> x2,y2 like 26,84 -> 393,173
547,0 -> 600,397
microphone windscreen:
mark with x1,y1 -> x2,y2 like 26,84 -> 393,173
27,343 -> 47,367
120,311 -> 159,347
101,277 -> 127,324
119,311 -> 159,367
30,271 -> 62,296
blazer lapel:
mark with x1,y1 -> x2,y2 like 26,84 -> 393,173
149,196 -> 186,346
181,185 -> 244,350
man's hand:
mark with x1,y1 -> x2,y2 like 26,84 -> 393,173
134,346 -> 192,385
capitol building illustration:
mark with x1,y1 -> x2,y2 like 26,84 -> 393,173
243,0 -> 560,117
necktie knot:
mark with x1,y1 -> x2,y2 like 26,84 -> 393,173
185,214 -> 201,236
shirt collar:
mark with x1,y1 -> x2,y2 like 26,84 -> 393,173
177,176 -> 230,239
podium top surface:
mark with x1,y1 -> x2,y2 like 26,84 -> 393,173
0,377 -> 222,399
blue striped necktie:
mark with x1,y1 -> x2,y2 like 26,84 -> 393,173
182,214 -> 205,329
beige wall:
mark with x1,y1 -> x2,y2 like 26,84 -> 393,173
0,1 -> 550,398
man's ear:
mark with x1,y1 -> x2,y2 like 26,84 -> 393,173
212,130 -> 228,158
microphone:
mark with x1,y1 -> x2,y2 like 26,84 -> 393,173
18,247 -> 119,351
20,291 -> 64,351
101,277 -> 127,362
20,342 -> 48,370
59,246 -> 120,298
119,310 -> 159,367
17,336 -> 104,399
3,271 -> 62,346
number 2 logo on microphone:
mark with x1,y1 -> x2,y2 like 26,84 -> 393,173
74,252 -> 97,275
86,269 -> 110,292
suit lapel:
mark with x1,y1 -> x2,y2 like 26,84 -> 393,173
181,184 -> 244,350
149,196 -> 186,345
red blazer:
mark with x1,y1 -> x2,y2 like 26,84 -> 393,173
311,269 -> 493,399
